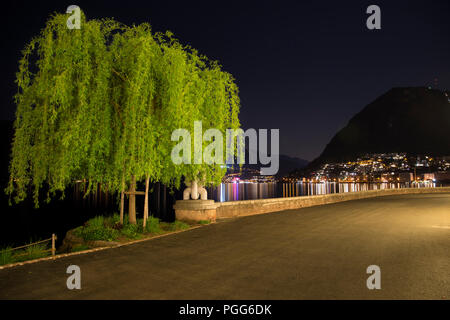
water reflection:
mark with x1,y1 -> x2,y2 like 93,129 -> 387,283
208,182 -> 278,202
208,181 -> 436,202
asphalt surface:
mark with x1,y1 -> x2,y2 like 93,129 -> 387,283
1,193 -> 449,299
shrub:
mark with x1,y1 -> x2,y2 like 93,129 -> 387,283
145,216 -> 162,234
87,216 -> 105,228
104,213 -> 121,228
121,222 -> 142,239
72,215 -> 192,243
79,226 -> 119,241
75,216 -> 120,241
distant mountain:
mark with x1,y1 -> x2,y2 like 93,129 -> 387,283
241,141 -> 309,176
229,152 -> 308,177
277,155 -> 309,176
309,87 -> 450,168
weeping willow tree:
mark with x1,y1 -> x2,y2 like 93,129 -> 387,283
6,10 -> 240,226
108,23 -> 162,225
154,34 -> 241,191
6,13 -> 121,205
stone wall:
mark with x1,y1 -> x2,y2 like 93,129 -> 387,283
215,187 -> 450,219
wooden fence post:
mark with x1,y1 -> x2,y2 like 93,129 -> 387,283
51,234 -> 56,258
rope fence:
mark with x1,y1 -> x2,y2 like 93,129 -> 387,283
2,234 -> 58,259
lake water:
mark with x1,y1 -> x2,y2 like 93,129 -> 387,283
207,181 -> 436,202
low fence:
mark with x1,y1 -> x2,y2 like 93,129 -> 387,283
2,234 -> 57,259
215,187 -> 450,219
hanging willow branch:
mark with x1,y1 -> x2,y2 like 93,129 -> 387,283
6,10 -> 241,209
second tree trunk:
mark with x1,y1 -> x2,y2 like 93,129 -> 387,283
128,175 -> 137,224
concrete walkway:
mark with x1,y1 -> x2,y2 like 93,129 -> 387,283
0,193 -> 449,299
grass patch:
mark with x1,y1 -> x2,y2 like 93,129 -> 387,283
15,243 -> 49,262
0,241 -> 51,266
144,216 -> 163,235
71,244 -> 91,253
198,220 -> 211,225
75,224 -> 119,242
173,220 -> 190,230
75,215 -> 120,242
0,247 -> 14,266
160,220 -> 190,232
121,222 -> 143,240
72,214 -> 195,243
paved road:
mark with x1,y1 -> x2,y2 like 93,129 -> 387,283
1,193 -> 449,299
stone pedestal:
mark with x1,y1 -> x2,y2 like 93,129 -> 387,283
173,200 -> 218,223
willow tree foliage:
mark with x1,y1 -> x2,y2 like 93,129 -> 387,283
155,36 -> 241,189
7,13 -> 121,206
6,11 -> 241,225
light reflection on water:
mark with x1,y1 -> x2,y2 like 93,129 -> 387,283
208,182 -> 436,202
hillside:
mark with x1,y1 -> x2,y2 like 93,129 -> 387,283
310,87 -> 450,167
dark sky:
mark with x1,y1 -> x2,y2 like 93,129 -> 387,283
1,0 -> 449,161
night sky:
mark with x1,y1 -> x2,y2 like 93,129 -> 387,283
1,0 -> 449,161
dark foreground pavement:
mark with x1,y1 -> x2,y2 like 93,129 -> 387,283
1,193 -> 449,299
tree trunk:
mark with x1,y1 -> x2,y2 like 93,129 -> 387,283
128,175 -> 136,224
120,177 -> 125,225
143,176 -> 150,229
